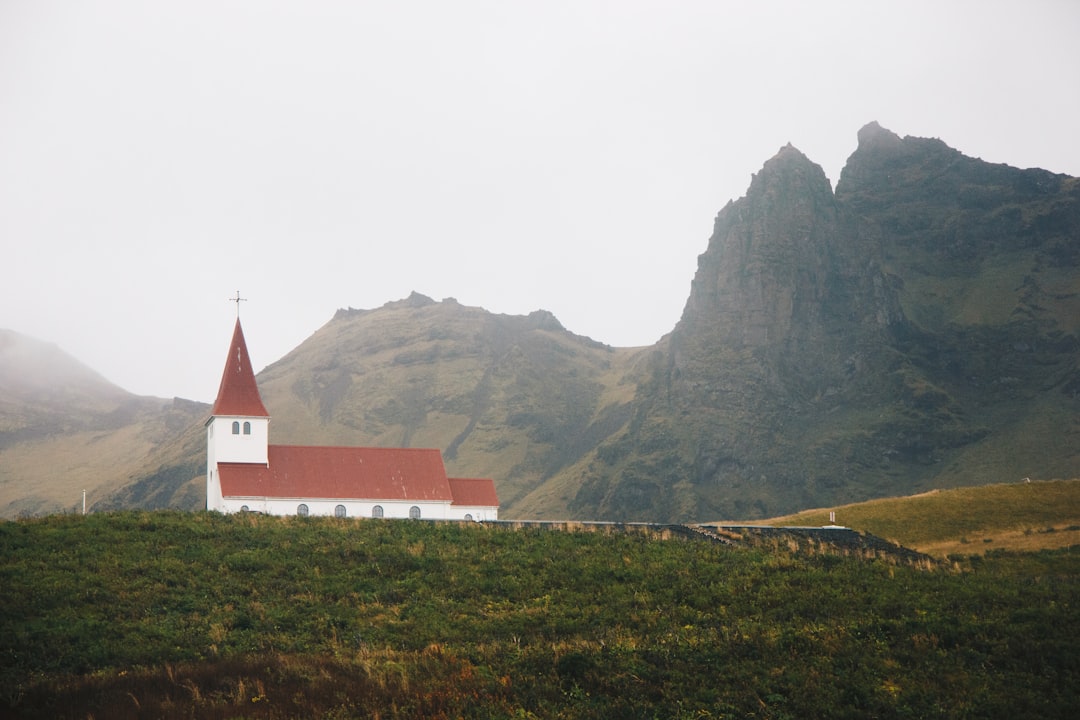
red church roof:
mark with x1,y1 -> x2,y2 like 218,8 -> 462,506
448,477 -> 500,507
219,444 -> 460,502
212,319 -> 269,417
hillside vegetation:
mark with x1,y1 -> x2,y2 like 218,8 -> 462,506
756,478 -> 1080,558
2,511 -> 1078,718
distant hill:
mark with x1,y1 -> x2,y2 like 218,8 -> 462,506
2,122 -> 1077,521
0,328 -> 129,423
0,329 -> 208,517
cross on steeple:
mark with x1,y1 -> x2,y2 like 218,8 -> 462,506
229,290 -> 247,318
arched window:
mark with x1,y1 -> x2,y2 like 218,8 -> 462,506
464,513 -> 474,522
371,505 -> 384,519
231,421 -> 240,435
243,421 -> 251,435
409,506 -> 421,520
335,504 -> 346,518
240,505 -> 250,512
297,503 -> 309,517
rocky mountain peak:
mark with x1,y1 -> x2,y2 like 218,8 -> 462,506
676,139 -> 855,358
836,122 -> 960,200
855,120 -> 903,152
524,309 -> 565,332
747,141 -> 834,199
396,291 -> 438,309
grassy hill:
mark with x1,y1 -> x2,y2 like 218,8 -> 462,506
2,511 -> 1077,718
751,478 -> 1080,558
255,294 -> 648,518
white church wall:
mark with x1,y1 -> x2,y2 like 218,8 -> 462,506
217,496 -> 497,521
221,497 -> 447,520
207,416 -> 269,465
206,467 -> 225,512
448,505 -> 499,522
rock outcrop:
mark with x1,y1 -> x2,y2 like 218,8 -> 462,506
567,124 -> 1079,520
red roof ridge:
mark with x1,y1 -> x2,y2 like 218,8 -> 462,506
220,444 -> 457,502
211,319 -> 269,417
268,443 -> 440,452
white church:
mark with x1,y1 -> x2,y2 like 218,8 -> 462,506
206,318 -> 499,521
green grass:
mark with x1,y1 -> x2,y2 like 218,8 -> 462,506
754,478 -> 1080,557
2,511 -> 1078,718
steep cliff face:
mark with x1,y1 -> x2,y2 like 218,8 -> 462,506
570,143 -> 913,519
674,143 -> 904,404
669,143 -> 914,511
835,121 -> 1080,493
570,125 -> 1078,521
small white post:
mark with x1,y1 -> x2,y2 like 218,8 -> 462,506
829,511 -> 835,524
82,490 -> 86,515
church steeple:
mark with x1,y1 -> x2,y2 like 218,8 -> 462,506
211,318 -> 269,417
207,317 -> 270,510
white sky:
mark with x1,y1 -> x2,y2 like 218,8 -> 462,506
2,1 -> 1078,403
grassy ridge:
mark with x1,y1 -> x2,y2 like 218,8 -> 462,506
2,511 -> 1078,718
758,478 -> 1080,557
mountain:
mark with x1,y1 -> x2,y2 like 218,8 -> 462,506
3,123 -> 1077,521
563,123 -> 1079,520
0,330 -> 208,517
253,293 -> 647,513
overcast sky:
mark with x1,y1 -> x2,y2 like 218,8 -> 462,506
2,1 -> 1078,403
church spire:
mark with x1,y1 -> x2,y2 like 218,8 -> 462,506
211,318 -> 269,417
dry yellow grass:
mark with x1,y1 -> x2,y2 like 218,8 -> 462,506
734,478 -> 1080,557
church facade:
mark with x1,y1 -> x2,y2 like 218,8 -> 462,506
206,319 -> 499,521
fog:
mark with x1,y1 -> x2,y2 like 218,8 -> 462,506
2,1 -> 1078,401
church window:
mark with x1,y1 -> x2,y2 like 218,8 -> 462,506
232,421 -> 240,434
372,505 -> 384,519
409,506 -> 421,520
335,504 -> 346,518
464,513 -> 474,522
243,421 -> 251,435
241,505 -> 250,512
297,503 -> 309,516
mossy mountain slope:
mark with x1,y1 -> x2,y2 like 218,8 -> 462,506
254,293 -> 646,515
835,122 -> 1080,492
568,124 -> 1079,521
